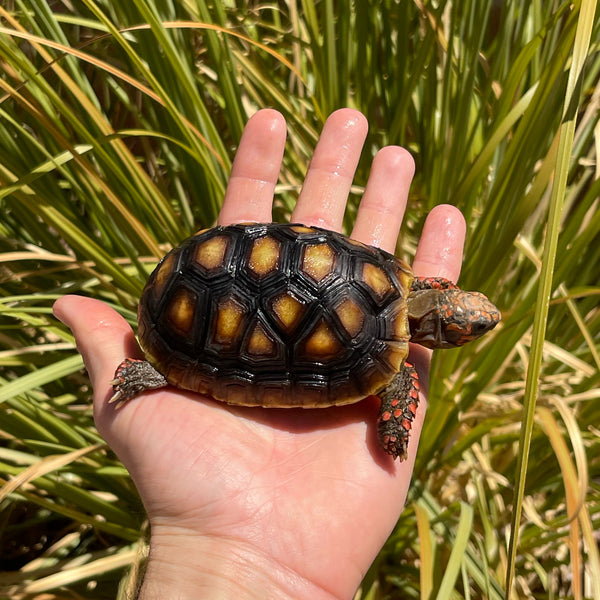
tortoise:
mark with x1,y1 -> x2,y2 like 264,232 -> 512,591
111,222 -> 500,460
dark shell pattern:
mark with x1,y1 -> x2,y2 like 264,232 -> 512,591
137,223 -> 414,408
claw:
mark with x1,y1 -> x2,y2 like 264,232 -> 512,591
108,358 -> 168,406
108,390 -> 122,404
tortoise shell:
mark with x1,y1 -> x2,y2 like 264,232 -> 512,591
137,223 -> 414,408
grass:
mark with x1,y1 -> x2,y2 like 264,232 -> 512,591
0,1 -> 599,598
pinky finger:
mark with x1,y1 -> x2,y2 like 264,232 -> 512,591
412,204 -> 466,283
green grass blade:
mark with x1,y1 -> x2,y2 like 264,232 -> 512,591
504,0 -> 598,595
1,2 -> 599,596
0,355 -> 83,404
435,502 -> 474,600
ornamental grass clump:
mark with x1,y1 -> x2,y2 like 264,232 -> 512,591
1,1 -> 599,598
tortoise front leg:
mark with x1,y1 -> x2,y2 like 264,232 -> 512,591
376,362 -> 420,461
410,276 -> 458,292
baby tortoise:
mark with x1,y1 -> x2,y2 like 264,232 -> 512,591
111,223 -> 500,460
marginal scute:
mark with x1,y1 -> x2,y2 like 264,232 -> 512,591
152,252 -> 176,298
381,298 -> 410,342
303,318 -> 343,358
295,382 -> 328,407
166,287 -> 196,335
270,291 -> 306,333
334,298 -> 365,338
360,359 -> 391,397
382,341 -> 408,371
290,225 -> 315,234
224,383 -> 251,406
195,235 -> 228,270
346,237 -> 369,249
393,260 -> 414,290
248,235 -> 280,277
302,243 -> 335,283
394,307 -> 410,341
259,385 -> 289,406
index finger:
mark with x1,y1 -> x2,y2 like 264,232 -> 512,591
218,109 -> 287,225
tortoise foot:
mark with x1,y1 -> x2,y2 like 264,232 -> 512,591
110,358 -> 168,406
411,276 -> 458,291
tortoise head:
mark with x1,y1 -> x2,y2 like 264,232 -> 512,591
407,287 -> 500,349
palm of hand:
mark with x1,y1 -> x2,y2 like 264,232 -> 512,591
93,351 -> 428,590
54,109 -> 464,599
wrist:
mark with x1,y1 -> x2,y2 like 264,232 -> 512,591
137,526 -> 341,600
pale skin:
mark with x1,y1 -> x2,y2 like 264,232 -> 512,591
53,109 -> 466,600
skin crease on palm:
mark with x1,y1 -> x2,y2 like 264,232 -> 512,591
53,109 -> 466,600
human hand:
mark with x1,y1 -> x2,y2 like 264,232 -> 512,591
53,109 -> 466,600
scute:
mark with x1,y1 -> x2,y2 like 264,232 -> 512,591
138,223 -> 413,408
301,317 -> 343,359
334,297 -> 365,339
301,243 -> 336,284
245,320 -> 277,358
195,235 -> 229,271
166,287 -> 196,336
247,235 -> 281,278
362,262 -> 394,301
211,296 -> 247,350
269,290 -> 306,333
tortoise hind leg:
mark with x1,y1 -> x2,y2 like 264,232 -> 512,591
376,362 -> 420,460
110,358 -> 168,406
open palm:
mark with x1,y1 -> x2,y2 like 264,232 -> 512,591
54,109 -> 465,600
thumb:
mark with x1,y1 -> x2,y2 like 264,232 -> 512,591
53,295 -> 142,422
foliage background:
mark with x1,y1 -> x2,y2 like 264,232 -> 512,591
0,0 -> 599,598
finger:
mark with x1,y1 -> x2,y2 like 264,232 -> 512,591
408,205 -> 466,381
53,295 -> 139,402
218,109 -> 287,225
412,204 -> 466,282
351,146 -> 415,253
292,108 -> 368,230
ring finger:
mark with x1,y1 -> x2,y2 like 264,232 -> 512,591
351,145 -> 415,253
